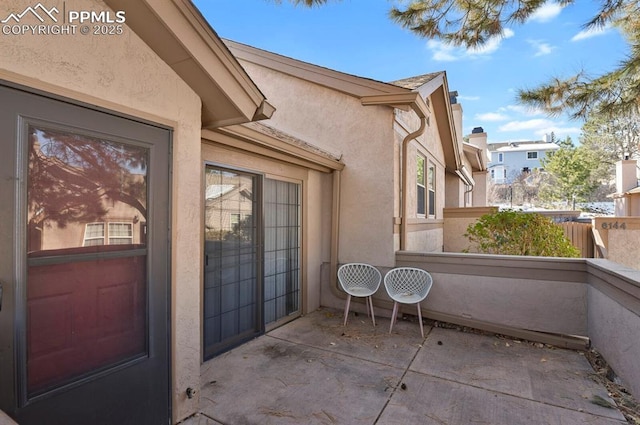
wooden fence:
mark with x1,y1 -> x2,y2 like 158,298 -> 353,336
559,222 -> 594,258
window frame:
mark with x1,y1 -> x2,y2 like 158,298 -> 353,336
416,155 -> 426,216
527,151 -> 538,160
427,161 -> 436,218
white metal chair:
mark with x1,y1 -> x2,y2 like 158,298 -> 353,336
384,267 -> 433,337
337,263 -> 382,326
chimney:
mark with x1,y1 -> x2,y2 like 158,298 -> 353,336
616,159 -> 638,193
468,128 -> 487,151
451,103 -> 463,144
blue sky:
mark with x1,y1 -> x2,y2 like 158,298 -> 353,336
195,1 -> 629,144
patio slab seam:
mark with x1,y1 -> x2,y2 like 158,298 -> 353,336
265,331 -> 428,373
406,369 -> 627,423
371,326 -> 436,424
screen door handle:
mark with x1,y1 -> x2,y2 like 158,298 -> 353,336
0,281 -> 3,312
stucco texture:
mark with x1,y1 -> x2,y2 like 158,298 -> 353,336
588,286 -> 640,398
1,1 -> 202,422
238,62 -> 398,267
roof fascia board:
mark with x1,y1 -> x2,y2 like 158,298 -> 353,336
204,127 -> 344,172
226,40 -> 411,98
463,143 -> 486,171
103,0 -> 273,127
430,75 -> 463,172
414,72 -> 446,99
361,92 -> 430,117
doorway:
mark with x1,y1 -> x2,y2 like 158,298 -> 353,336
203,165 -> 301,359
0,83 -> 171,425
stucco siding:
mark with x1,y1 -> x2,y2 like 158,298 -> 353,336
588,285 -> 640,398
0,1 -> 203,421
237,61 -> 397,266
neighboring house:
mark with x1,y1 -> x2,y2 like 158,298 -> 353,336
0,1 -> 488,425
488,141 -> 559,184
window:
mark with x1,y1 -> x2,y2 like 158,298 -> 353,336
490,169 -> 495,179
83,222 -> 133,246
83,223 -> 105,246
527,151 -> 538,159
498,153 -> 504,162
428,163 -> 436,217
108,222 -> 133,245
416,156 -> 426,215
417,156 -> 436,217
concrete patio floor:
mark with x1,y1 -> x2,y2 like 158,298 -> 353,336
183,307 -> 628,425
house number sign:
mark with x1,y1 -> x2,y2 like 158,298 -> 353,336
601,221 -> 628,230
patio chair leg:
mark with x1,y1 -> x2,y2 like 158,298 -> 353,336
389,301 -> 399,334
368,296 -> 376,326
417,304 -> 424,338
343,294 -> 352,326
365,296 -> 370,318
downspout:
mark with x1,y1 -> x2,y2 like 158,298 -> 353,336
329,170 -> 341,296
400,113 -> 428,251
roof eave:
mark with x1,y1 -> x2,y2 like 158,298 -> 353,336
103,0 -> 273,128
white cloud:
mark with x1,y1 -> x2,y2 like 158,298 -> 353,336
498,119 -> 581,138
468,29 -> 515,55
527,39 -> 554,57
475,112 -> 509,122
528,3 -> 563,23
427,40 -> 459,62
427,29 -> 514,61
571,26 -> 610,41
458,95 -> 480,101
498,118 -> 556,132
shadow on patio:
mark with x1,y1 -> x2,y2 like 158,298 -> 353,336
184,308 -> 627,425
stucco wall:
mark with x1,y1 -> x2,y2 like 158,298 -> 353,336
593,217 -> 640,270
0,1 -> 202,421
395,95 -> 448,253
587,260 -> 640,398
443,207 -> 498,253
395,252 -> 589,337
237,62 -> 397,267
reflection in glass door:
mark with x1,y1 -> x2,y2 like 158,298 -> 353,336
203,167 -> 260,359
26,125 -> 148,397
202,167 -> 302,359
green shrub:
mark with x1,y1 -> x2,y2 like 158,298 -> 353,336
464,210 -> 580,257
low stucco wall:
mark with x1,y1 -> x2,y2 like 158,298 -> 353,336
321,252 -> 588,339
394,252 -> 588,337
587,260 -> 640,398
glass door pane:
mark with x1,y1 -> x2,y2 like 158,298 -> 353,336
264,179 -> 300,324
26,125 -> 148,397
203,167 -> 260,359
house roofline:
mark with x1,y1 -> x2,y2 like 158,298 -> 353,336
225,38 -> 412,99
103,0 -> 274,128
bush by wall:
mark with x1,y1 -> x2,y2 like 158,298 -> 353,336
464,210 -> 581,257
